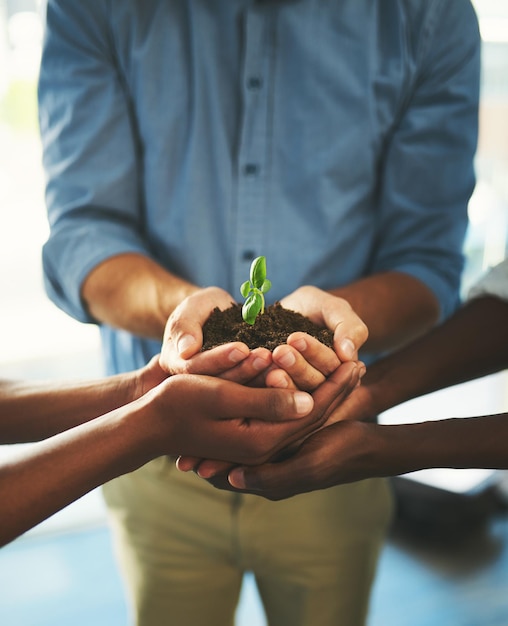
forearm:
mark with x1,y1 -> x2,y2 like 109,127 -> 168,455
365,296 -> 508,414
0,372 -> 138,444
331,271 -> 440,354
0,398 -> 157,546
366,414 -> 508,479
81,253 -> 198,339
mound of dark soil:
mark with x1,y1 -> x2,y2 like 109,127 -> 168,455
202,302 -> 333,352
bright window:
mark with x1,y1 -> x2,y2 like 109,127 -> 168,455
0,0 -> 102,380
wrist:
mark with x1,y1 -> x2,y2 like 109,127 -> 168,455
117,390 -> 167,468
361,355 -> 408,417
130,378 -> 177,459
373,421 -> 439,477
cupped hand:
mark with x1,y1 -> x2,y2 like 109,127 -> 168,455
146,374 -> 319,464
175,360 -> 364,477
225,419 -> 381,500
269,334 -> 341,392
160,286 -> 273,383
281,286 -> 368,362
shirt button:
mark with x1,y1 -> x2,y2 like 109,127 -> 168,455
243,163 -> 259,176
247,76 -> 263,90
242,250 -> 256,262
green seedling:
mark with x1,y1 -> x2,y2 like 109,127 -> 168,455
240,256 -> 272,325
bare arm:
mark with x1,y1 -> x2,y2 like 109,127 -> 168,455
227,412 -> 508,498
0,357 -> 166,444
1,398 -> 155,547
331,271 -> 440,355
225,294 -> 508,497
374,414 -> 508,474
81,253 -> 198,339
0,364 -> 356,546
360,295 -> 508,416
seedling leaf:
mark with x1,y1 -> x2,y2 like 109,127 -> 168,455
242,292 -> 262,325
260,279 -> 272,294
240,281 -> 250,298
240,256 -> 272,324
250,256 -> 267,289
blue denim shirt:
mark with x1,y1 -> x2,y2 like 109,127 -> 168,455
39,0 -> 480,374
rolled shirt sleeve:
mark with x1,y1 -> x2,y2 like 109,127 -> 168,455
39,1 -> 150,323
371,0 -> 480,320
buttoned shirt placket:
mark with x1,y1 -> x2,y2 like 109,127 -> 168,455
233,5 -> 276,293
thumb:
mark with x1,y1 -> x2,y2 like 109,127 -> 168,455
176,330 -> 201,358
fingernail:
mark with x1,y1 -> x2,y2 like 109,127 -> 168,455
272,372 -> 289,388
177,334 -> 195,355
197,466 -> 214,478
294,392 -> 313,415
292,337 -> 307,352
278,351 -> 296,368
229,348 -> 247,364
359,365 -> 367,379
339,338 -> 355,360
175,457 -> 191,472
252,357 -> 268,371
229,468 -> 246,489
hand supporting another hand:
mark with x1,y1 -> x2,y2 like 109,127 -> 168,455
161,284 -> 368,386
170,284 -> 369,478
226,419 -> 380,499
132,355 -> 171,397
160,287 -> 273,384
175,360 -> 364,478
144,373 -> 330,464
220,381 -> 378,499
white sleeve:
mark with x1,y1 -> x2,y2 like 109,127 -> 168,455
467,258 -> 508,303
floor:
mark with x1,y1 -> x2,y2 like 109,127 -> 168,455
1,480 -> 508,626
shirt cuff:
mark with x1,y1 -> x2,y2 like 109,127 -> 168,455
42,221 -> 150,324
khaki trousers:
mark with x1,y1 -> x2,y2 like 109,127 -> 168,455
103,456 -> 393,626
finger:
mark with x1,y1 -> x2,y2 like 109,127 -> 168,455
212,382 -> 315,421
271,344 -> 326,391
164,308 -> 207,360
256,362 -> 362,457
329,310 -> 369,362
172,375 -> 315,423
286,332 -> 340,373
164,287 -> 235,359
281,287 -> 368,362
203,473 -> 235,492
176,456 -> 202,472
168,342 -> 251,376
219,348 -> 272,384
311,361 -> 362,423
196,460 -> 235,479
265,368 -> 298,390
226,423 -> 337,497
227,454 -> 310,497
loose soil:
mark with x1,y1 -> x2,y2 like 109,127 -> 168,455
202,302 -> 334,352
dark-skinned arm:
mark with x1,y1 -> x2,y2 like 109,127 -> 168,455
226,294 -> 508,497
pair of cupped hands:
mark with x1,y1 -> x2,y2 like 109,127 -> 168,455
157,285 -> 371,499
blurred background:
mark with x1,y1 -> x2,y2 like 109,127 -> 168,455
0,1 -> 507,624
